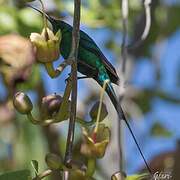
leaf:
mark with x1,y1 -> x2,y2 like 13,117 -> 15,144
0,169 -> 31,180
31,160 -> 39,175
133,89 -> 152,114
155,90 -> 180,104
150,122 -> 172,137
125,173 -> 149,180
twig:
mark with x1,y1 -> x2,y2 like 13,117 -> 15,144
141,0 -> 152,41
64,0 -> 81,168
32,169 -> 53,180
118,113 -> 126,178
63,171 -> 69,180
128,0 -> 152,50
119,0 -> 129,178
121,0 -> 128,73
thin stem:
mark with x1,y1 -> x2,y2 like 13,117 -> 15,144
45,60 -> 72,78
64,0 -> 81,168
63,171 -> 69,180
121,0 -> 128,73
32,169 -> 53,180
119,0 -> 128,177
118,114 -> 126,178
85,158 -> 96,179
141,0 -> 152,40
27,112 -> 55,126
76,117 -> 97,126
45,62 -> 60,78
93,79 -> 109,142
127,0 -> 152,50
56,76 -> 72,122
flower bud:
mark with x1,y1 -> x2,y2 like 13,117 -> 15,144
80,124 -> 110,159
45,153 -> 62,169
41,94 -> 70,120
13,92 -> 33,114
89,101 -> 108,122
111,172 -> 127,180
25,0 -> 36,2
30,28 -> 61,63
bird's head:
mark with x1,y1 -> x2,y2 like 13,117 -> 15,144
28,6 -> 69,34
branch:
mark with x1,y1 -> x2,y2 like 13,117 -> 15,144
121,0 -> 128,73
119,0 -> 129,178
141,0 -> 152,41
64,0 -> 81,168
32,169 -> 53,180
127,0 -> 152,50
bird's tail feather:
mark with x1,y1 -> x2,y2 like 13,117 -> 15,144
106,82 -> 152,174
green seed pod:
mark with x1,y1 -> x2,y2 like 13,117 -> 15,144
89,101 -> 108,122
45,153 -> 62,169
13,92 -> 33,114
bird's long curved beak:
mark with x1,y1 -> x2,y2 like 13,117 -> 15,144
28,5 -> 56,25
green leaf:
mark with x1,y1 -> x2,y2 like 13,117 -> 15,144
31,160 -> 39,175
133,89 -> 152,114
0,5 -> 18,35
125,173 -> 149,180
155,91 -> 180,104
151,122 -> 172,137
18,8 -> 43,31
0,169 -> 31,180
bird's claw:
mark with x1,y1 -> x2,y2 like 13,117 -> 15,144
65,73 -> 71,84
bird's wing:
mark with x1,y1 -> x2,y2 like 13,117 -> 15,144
79,30 -> 119,84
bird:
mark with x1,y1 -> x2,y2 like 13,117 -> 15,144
30,6 -> 152,174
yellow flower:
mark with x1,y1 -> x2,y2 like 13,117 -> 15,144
30,28 -> 61,63
80,124 -> 110,159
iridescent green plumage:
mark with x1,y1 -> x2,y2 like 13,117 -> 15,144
30,7 -> 152,174
40,12 -> 121,112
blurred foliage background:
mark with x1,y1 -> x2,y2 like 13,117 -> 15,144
0,0 -> 180,179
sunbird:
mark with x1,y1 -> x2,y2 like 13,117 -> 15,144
30,6 -> 151,173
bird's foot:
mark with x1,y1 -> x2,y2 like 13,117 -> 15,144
77,76 -> 90,80
65,73 -> 72,84
65,75 -> 92,83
